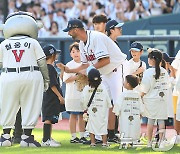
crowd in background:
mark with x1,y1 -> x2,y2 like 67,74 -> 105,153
0,0 -> 180,37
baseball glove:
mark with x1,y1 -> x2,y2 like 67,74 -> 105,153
75,73 -> 89,92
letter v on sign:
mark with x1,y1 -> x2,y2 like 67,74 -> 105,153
12,50 -> 25,62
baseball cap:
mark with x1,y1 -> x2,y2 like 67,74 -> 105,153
88,68 -> 101,82
162,52 -> 175,63
105,19 -> 124,32
63,19 -> 84,32
43,44 -> 61,57
130,42 -> 143,52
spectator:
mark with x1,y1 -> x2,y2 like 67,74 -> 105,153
150,0 -> 168,16
172,0 -> 180,14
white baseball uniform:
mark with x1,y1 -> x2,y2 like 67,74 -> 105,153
81,84 -> 112,135
79,30 -> 129,104
113,90 -> 144,141
0,36 -> 45,129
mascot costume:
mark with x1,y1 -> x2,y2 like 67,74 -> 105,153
0,12 -> 49,147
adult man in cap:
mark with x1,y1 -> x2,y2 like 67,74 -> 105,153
57,18 -> 129,142
105,19 -> 128,140
105,19 -> 124,44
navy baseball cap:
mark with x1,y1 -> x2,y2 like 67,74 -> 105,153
162,52 -> 175,63
105,19 -> 124,32
88,68 -> 101,82
130,42 -> 143,52
43,44 -> 61,57
63,19 -> 84,32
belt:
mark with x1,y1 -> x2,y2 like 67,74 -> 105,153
2,66 -> 39,73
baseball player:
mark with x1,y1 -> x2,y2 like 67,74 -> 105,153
0,12 -> 49,147
57,19 -> 129,142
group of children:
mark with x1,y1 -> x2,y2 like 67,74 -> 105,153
41,38 -> 180,148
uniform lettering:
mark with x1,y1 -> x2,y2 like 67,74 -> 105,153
12,50 -> 25,62
124,97 -> 139,101
24,42 -> 31,48
5,43 -> 12,50
14,42 -> 21,48
85,54 -> 96,61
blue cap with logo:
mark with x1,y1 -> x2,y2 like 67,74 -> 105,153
43,44 -> 61,57
130,42 -> 143,52
63,19 -> 84,32
162,52 -> 175,63
105,19 -> 124,32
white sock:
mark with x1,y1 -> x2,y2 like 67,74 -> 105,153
79,132 -> 84,138
71,133 -> 76,140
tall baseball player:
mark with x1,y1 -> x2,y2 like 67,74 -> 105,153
57,19 -> 129,142
0,12 -> 49,147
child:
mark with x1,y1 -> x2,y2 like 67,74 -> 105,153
41,44 -> 65,147
113,75 -> 144,143
128,42 -> 146,86
140,49 -> 169,147
63,42 -> 87,144
81,68 -> 112,147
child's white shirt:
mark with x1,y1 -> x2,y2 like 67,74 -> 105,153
113,90 -> 144,141
128,59 -> 146,92
81,84 -> 112,135
128,58 -> 146,75
140,67 -> 169,120
63,60 -> 83,112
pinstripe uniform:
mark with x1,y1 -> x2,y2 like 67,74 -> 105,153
0,36 -> 45,129
79,30 -> 129,104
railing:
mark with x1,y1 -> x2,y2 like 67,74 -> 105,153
1,35 -> 180,64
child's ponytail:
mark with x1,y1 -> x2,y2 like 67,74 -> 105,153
148,49 -> 163,80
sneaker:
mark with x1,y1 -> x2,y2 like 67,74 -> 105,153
51,138 -> 60,144
79,137 -> 88,144
0,134 -> 12,147
108,136 -> 119,143
20,135 -> 41,147
90,143 -> 96,147
102,143 -> 110,148
70,137 -> 80,143
41,139 -> 61,147
83,140 -> 91,145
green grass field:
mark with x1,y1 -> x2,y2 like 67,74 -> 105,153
0,128 -> 179,154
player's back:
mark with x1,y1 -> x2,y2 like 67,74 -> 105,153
0,36 -> 44,68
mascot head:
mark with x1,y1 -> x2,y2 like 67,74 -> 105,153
0,11 -> 43,39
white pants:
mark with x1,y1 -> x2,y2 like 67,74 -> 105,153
102,60 -> 129,105
0,71 -> 43,129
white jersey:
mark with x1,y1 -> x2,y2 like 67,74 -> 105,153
63,60 -> 83,112
0,36 -> 45,67
140,67 -> 169,120
79,30 -> 127,75
81,84 -> 112,135
128,59 -> 146,75
113,90 -> 144,141
0,36 -> 45,129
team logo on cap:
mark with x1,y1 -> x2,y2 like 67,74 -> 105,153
49,48 -> 55,54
